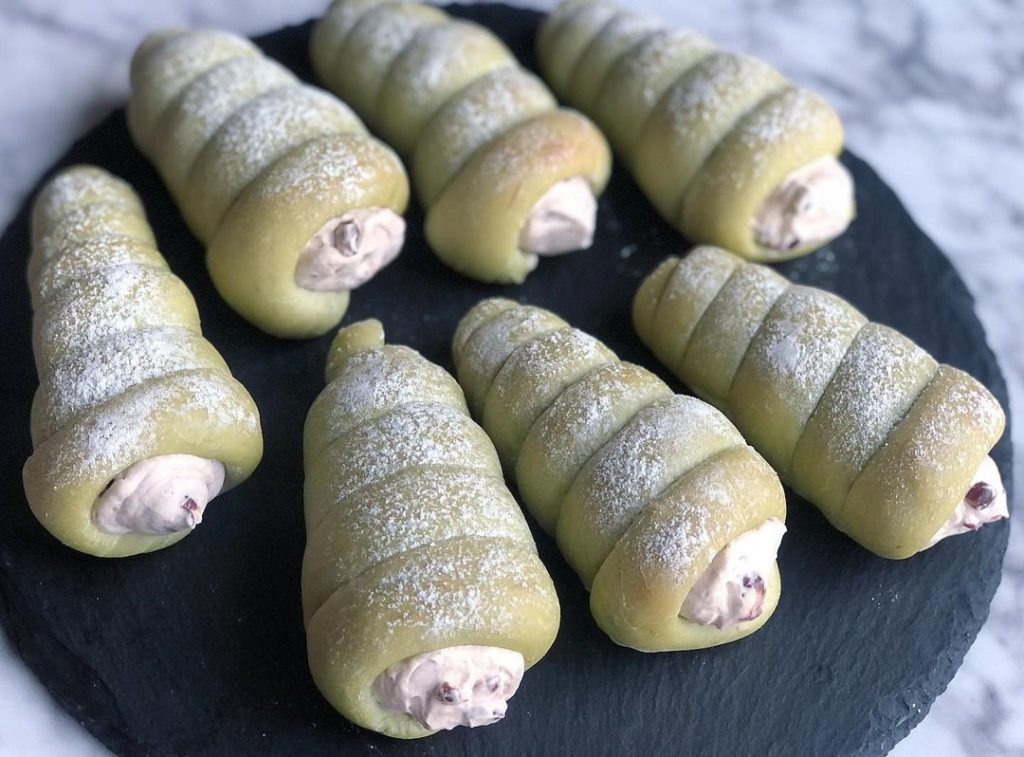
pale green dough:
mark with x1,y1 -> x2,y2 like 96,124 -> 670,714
453,299 -> 787,652
565,11 -> 661,112
481,327 -> 616,470
312,0 -> 611,284
23,166 -> 263,558
375,21 -> 515,156
327,3 -> 447,125
455,303 -> 567,416
556,395 -> 743,586
516,361 -> 672,534
593,29 -> 715,155
129,26 -> 410,339
633,246 -> 1007,559
302,321 -> 559,738
632,52 -> 785,220
728,285 -> 866,476
536,0 -> 852,261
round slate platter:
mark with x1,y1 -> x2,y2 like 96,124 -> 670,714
0,5 -> 1013,756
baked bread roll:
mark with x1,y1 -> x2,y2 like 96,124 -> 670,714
311,0 -> 611,284
537,0 -> 854,261
453,299 -> 786,652
23,166 -> 263,557
634,246 -> 1008,558
128,27 -> 409,339
303,320 -> 559,738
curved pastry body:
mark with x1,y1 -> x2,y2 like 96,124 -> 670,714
128,27 -> 409,338
536,0 -> 853,260
303,320 -> 559,738
452,299 -> 786,652
23,166 -> 263,557
634,246 -> 1007,558
311,0 -> 611,283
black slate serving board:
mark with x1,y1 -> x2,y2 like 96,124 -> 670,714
0,5 -> 1013,756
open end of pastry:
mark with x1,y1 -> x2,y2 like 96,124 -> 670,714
91,454 -> 226,535
519,176 -> 597,256
752,155 -> 855,253
925,455 -> 1008,550
294,208 -> 406,292
680,517 -> 786,630
374,645 -> 524,731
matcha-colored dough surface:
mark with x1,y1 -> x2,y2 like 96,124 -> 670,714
453,299 -> 786,651
22,166 -> 263,557
536,0 -> 851,260
633,246 -> 1006,558
128,27 -> 409,338
302,321 -> 559,738
312,0 -> 610,283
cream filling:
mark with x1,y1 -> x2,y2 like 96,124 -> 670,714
925,455 -> 1008,549
92,454 -> 225,535
374,645 -> 524,732
518,176 -> 597,255
294,207 -> 406,291
680,517 -> 786,630
752,155 -> 855,252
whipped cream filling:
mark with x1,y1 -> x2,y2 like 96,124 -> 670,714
680,517 -> 786,630
92,454 -> 225,535
925,455 -> 1008,550
374,645 -> 524,732
518,176 -> 597,256
294,207 -> 406,291
752,155 -> 854,252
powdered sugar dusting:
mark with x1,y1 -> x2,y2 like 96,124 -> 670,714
35,327 -> 219,443
34,266 -> 199,371
664,53 -> 779,130
33,169 -> 139,231
809,324 -> 937,474
311,346 -> 465,450
318,403 -> 501,509
33,235 -> 164,305
571,395 -> 740,543
45,371 -> 257,490
253,135 -> 388,202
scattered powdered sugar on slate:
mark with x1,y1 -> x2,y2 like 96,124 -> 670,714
313,346 -> 465,446
45,371 -> 257,490
810,324 -> 937,475
253,134 -> 385,202
322,403 -> 500,506
35,266 -> 198,370
204,86 -> 361,186
574,396 -> 739,543
312,469 -> 533,600
36,327 -> 218,442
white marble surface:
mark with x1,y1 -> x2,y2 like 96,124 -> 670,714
0,0 -> 1021,755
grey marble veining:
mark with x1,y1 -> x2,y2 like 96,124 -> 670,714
0,1 -> 1020,755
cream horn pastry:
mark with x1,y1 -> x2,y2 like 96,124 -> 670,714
634,246 -> 1008,558
302,320 -> 559,738
310,0 -> 611,284
127,27 -> 409,338
452,299 -> 787,652
23,166 -> 263,557
536,0 -> 854,261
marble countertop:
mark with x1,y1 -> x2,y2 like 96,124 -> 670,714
1,0 -> 1021,754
